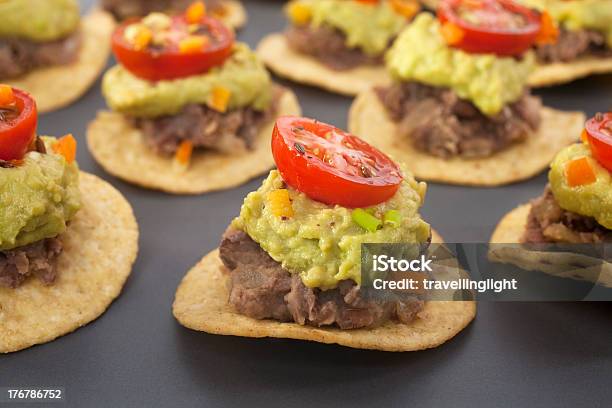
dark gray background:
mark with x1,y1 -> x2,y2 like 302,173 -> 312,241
2,1 -> 612,407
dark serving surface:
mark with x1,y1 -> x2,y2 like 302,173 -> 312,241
2,1 -> 611,407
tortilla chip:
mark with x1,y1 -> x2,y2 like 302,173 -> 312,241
490,204 -> 531,244
348,90 -> 585,186
86,89 -> 301,194
529,57 -> 612,87
5,10 -> 115,114
173,249 -> 475,352
257,33 -> 390,96
218,0 -> 247,29
0,172 -> 139,353
490,204 -> 612,288
431,228 -> 443,244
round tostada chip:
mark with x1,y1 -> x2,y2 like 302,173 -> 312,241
172,246 -> 476,353
490,204 -> 532,244
87,89 -> 301,194
256,33 -> 390,96
490,204 -> 612,288
5,10 -> 115,114
219,0 -> 247,29
173,115 -> 474,352
491,114 -> 612,289
348,90 -> 585,186
0,172 -> 139,354
529,57 -> 612,87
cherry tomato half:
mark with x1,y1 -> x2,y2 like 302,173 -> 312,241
271,117 -> 404,208
437,0 -> 542,56
112,15 -> 234,81
0,87 -> 37,161
585,112 -> 612,172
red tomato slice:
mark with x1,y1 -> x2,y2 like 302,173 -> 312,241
437,0 -> 542,56
585,112 -> 612,172
271,117 -> 404,208
0,88 -> 37,161
112,15 -> 234,81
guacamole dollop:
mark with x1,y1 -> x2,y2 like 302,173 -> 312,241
386,13 -> 535,116
103,43 -> 273,118
0,138 -> 81,251
520,0 -> 612,47
549,143 -> 612,229
288,0 -> 406,56
0,0 -> 80,42
232,169 -> 431,289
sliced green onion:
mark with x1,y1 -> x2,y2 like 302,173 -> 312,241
383,210 -> 401,227
352,208 -> 381,232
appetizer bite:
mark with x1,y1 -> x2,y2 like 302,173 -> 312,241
491,112 -> 612,287
349,0 -> 584,186
257,0 -> 420,95
522,0 -> 612,86
414,0 -> 612,86
173,116 -> 475,351
0,85 -> 138,353
1,0 -> 114,113
101,0 -> 247,29
87,6 -> 301,194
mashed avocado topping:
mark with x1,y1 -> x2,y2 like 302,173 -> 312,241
287,0 -> 406,56
0,0 -> 80,42
520,0 -> 612,47
0,138 -> 81,251
103,43 -> 273,118
549,143 -> 612,229
386,13 -> 535,116
231,169 -> 431,289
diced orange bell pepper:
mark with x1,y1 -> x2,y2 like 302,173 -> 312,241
390,0 -> 420,19
174,140 -> 194,167
441,22 -> 465,46
209,86 -> 231,113
179,35 -> 209,54
132,26 -> 153,51
52,134 -> 77,163
581,129 -> 589,144
287,2 -> 312,25
0,84 -> 15,107
268,189 -> 294,218
566,157 -> 596,187
186,1 -> 206,24
535,11 -> 559,45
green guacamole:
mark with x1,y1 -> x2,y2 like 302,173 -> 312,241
232,169 -> 431,289
0,0 -> 80,42
549,143 -> 612,229
288,0 -> 406,56
386,13 -> 535,116
103,43 -> 273,118
520,0 -> 612,47
0,138 -> 81,251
